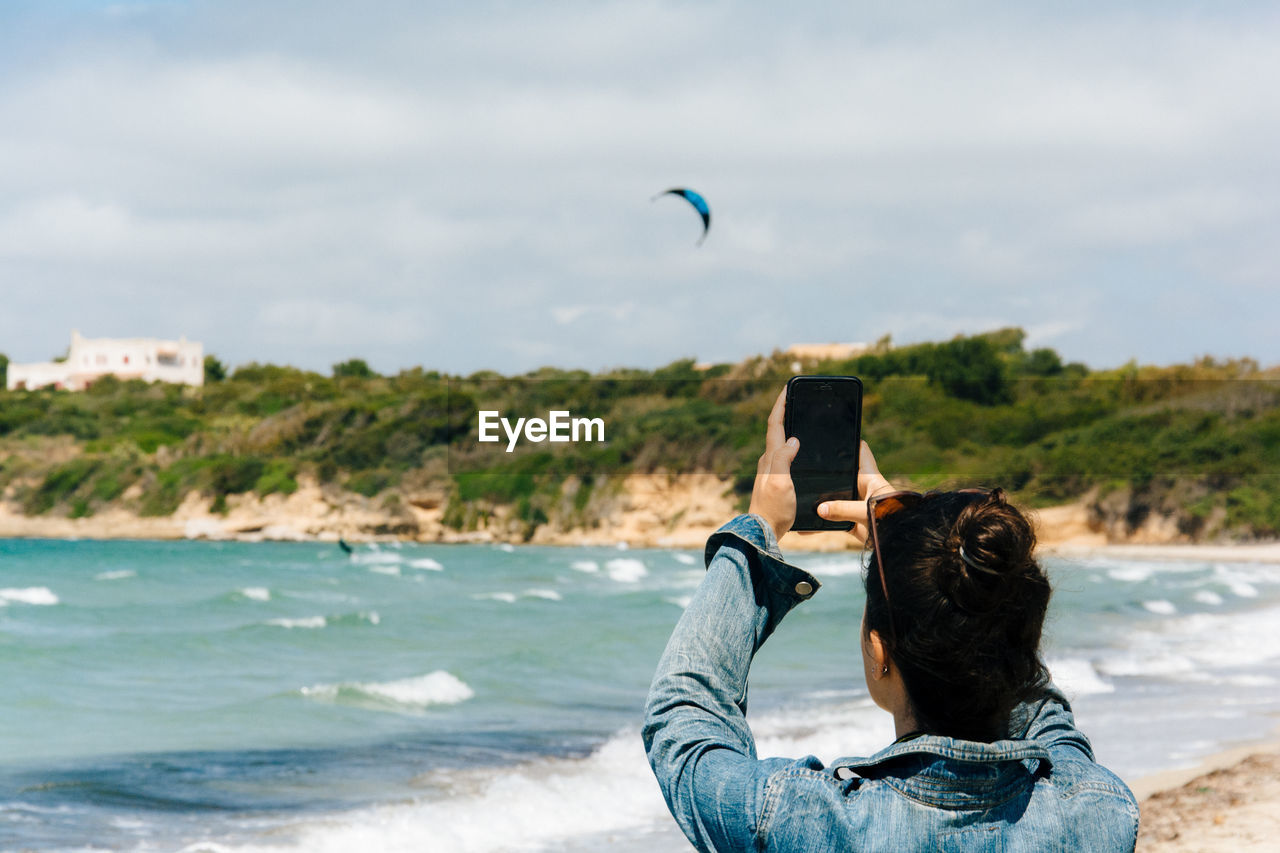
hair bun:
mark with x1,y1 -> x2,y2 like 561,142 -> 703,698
944,493 -> 1038,613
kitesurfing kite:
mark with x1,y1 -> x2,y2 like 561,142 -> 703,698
653,187 -> 711,246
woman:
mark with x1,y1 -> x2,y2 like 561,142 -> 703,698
643,388 -> 1138,852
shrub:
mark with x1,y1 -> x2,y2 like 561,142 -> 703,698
23,458 -> 100,515
209,456 -> 266,496
255,459 -> 299,496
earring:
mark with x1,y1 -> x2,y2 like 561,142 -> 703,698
881,666 -> 888,675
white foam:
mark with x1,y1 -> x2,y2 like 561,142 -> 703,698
615,541 -> 630,551
300,670 -> 474,713
1193,590 -> 1224,606
1108,566 -> 1153,583
368,565 -> 401,576
267,616 -> 327,629
523,589 -> 562,601
1212,565 -> 1268,598
752,698 -> 894,760
353,551 -> 403,566
408,558 -> 444,571
94,569 -> 136,581
1227,581 -> 1259,598
0,587 -> 59,606
1143,600 -> 1177,615
473,592 -> 517,603
1096,651 -> 1197,678
671,553 -> 698,565
239,587 -> 270,602
495,543 -> 515,553
210,699 -> 888,853
605,558 -> 647,583
1099,605 -> 1280,680
1047,656 -> 1115,697
665,595 -> 693,610
569,560 -> 599,573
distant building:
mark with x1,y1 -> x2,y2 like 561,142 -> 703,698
5,330 -> 203,391
784,342 -> 870,362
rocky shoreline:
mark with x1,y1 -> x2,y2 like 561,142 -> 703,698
3,473 -> 1273,554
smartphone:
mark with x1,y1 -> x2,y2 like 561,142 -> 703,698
784,375 -> 863,531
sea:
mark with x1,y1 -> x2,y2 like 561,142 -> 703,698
2,537 -> 1279,852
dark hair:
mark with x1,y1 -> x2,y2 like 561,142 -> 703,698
863,489 -> 1051,742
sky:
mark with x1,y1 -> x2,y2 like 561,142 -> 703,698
1,1 -> 1277,375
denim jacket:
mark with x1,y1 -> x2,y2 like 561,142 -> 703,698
643,514 -> 1139,852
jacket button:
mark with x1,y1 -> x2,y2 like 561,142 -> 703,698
795,581 -> 813,596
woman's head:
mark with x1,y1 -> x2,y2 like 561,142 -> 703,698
862,489 -> 1051,742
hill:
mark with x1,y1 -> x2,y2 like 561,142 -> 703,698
0,330 -> 1276,545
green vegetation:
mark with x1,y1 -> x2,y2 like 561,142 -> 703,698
333,358 -> 376,379
204,355 -> 226,384
0,329 -> 1276,539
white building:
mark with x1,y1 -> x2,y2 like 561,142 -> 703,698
6,330 -> 204,391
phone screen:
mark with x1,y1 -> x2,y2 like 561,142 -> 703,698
785,376 -> 863,531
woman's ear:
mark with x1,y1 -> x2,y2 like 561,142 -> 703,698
865,628 -> 890,680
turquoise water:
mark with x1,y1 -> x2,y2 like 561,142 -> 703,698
2,537 -> 1279,851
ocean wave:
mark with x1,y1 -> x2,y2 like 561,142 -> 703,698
472,592 -> 517,604
605,558 -> 647,583
1108,566 -> 1154,583
266,616 -> 327,630
300,671 -> 473,713
149,698 -> 894,853
1224,580 -> 1260,598
367,565 -> 401,576
408,557 -> 444,571
237,587 -> 271,602
326,610 -> 381,627
1142,600 -> 1177,615
664,595 -> 693,610
1101,605 -> 1280,681
569,560 -> 599,573
94,569 -> 136,581
1047,656 -> 1115,697
523,589 -> 562,601
671,553 -> 698,565
352,551 -> 403,566
1096,650 -> 1197,678
0,587 -> 59,606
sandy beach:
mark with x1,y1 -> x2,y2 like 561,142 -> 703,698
1136,741 -> 1280,851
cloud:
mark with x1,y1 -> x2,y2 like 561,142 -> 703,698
0,1 -> 1277,371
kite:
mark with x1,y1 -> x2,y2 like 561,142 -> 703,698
653,187 -> 711,245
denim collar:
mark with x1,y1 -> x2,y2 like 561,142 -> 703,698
841,734 -> 1052,771
832,735 -> 1052,808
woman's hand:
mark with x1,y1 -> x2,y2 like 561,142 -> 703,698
747,388 -> 800,541
815,441 -> 897,545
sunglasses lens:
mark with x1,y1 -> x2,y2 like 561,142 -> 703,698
872,492 -> 922,522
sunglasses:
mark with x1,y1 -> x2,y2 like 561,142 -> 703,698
866,488 -> 993,648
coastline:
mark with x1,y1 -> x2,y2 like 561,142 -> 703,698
2,475 -> 1278,556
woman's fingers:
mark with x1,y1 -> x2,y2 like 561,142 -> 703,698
817,499 -> 868,526
765,386 -> 787,451
815,499 -> 870,544
856,440 -> 895,501
816,441 -> 897,544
